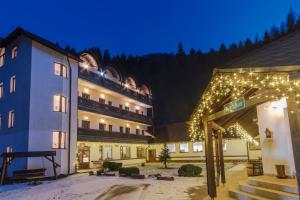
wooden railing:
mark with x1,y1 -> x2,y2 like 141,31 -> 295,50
78,96 -> 153,124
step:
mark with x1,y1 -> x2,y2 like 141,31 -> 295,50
229,188 -> 271,200
239,181 -> 299,200
248,177 -> 299,195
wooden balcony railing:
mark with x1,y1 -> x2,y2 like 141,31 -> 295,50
77,128 -> 152,143
78,69 -> 152,105
78,96 -> 153,125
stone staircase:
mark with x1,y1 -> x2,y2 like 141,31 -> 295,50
229,176 -> 299,200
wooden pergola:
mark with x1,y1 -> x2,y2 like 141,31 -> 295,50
190,66 -> 300,199
0,151 -> 60,185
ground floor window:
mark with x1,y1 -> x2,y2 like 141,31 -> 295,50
104,145 -> 112,160
179,143 -> 189,153
137,147 -> 146,158
223,142 -> 227,151
167,144 -> 176,153
193,142 -> 203,152
52,131 -> 66,149
120,146 -> 131,159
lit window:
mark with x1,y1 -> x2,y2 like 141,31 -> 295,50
0,48 -> 5,67
12,46 -> 17,59
104,145 -> 112,159
193,142 -> 203,152
0,82 -> 3,98
10,76 -> 16,93
137,147 -> 145,158
8,110 -> 14,128
54,63 -> 67,78
223,143 -> 227,151
53,95 -> 67,112
167,144 -> 176,153
52,131 -> 66,149
179,143 -> 189,153
120,146 -> 131,159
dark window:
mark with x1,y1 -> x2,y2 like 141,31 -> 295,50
142,130 -> 145,135
82,120 -> 90,129
136,129 -> 140,135
119,104 -> 123,109
125,106 -> 129,111
109,125 -> 113,132
136,110 -> 139,114
82,93 -> 90,99
125,127 -> 130,134
108,101 -> 112,106
99,123 -> 106,131
120,146 -> 131,159
137,147 -> 145,158
99,98 -> 105,104
120,126 -> 123,133
141,111 -> 144,115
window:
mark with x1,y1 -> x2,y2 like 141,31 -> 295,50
0,82 -> 3,98
119,104 -> 123,109
137,147 -> 145,158
99,123 -> 106,131
0,48 -> 5,67
82,93 -> 90,99
136,109 -> 139,114
120,146 -> 131,159
180,143 -> 189,153
125,106 -> 129,111
142,130 -> 145,135
167,144 -> 176,153
108,101 -> 112,106
53,95 -> 67,112
10,76 -> 16,93
223,143 -> 227,151
52,131 -> 66,149
99,98 -> 105,104
120,126 -> 123,133
104,145 -> 112,160
125,127 -> 130,134
8,110 -> 14,128
136,129 -> 140,135
193,142 -> 203,152
82,120 -> 90,129
54,63 -> 67,78
12,46 -> 17,59
108,125 -> 113,132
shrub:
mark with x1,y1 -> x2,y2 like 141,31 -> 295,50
96,170 -> 104,176
178,164 -> 202,177
103,161 -> 123,171
119,167 -> 140,176
88,171 -> 94,176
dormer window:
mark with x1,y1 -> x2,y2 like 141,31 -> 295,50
0,48 -> 5,67
12,46 -> 17,59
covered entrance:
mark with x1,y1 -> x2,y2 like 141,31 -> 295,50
189,66 -> 300,199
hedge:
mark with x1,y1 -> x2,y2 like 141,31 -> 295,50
119,167 -> 140,176
178,164 -> 202,177
103,161 -> 123,171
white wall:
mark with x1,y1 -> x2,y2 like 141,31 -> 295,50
257,98 -> 296,176
27,41 -> 78,176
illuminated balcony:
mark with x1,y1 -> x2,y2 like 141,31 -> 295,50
78,96 -> 153,125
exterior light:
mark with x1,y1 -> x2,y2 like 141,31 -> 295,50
126,124 -> 130,127
135,106 -> 140,110
100,71 -> 104,76
84,116 -> 89,120
100,119 -> 105,123
81,63 -> 89,69
125,102 -> 129,106
125,83 -> 129,88
84,88 -> 89,93
137,125 -> 140,129
100,94 -> 105,98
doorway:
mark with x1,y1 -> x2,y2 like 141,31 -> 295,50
77,144 -> 90,169
148,149 -> 156,162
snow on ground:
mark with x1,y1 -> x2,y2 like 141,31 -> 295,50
0,162 -> 235,200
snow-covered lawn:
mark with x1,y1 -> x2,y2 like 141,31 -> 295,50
0,162 -> 233,200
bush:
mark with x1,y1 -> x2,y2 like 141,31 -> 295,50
103,161 -> 123,171
119,167 -> 140,176
178,164 -> 202,177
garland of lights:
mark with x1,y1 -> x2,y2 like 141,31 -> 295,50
189,70 -> 300,141
226,122 -> 259,146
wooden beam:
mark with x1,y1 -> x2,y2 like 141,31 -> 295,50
205,121 -> 216,198
218,132 -> 226,184
215,134 -> 220,186
211,121 -> 225,132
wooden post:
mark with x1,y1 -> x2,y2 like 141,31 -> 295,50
246,142 -> 250,161
51,155 -> 57,179
0,158 -> 7,185
215,133 -> 220,186
218,131 -> 226,184
286,95 -> 300,191
205,121 -> 216,198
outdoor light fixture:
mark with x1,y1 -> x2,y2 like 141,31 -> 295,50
81,62 -> 89,69
84,116 -> 89,120
125,102 -> 129,106
125,83 -> 129,88
100,119 -> 105,123
100,94 -> 105,98
100,71 -> 104,76
126,124 -> 130,127
137,125 -> 140,129
84,88 -> 89,93
135,106 -> 140,110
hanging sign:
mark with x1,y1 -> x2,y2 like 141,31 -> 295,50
224,97 -> 245,114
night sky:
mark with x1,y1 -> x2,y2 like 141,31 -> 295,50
1,0 -> 300,55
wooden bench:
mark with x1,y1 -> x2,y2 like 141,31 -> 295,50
11,168 -> 46,181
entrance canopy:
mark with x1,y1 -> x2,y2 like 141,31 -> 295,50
189,65 -> 300,141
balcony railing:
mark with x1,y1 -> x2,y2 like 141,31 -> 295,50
78,128 -> 152,143
78,69 -> 152,105
78,96 -> 153,125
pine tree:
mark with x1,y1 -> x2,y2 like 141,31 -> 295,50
286,8 -> 296,33
159,144 -> 171,169
103,49 -> 111,66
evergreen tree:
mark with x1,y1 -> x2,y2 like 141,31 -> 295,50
263,30 -> 271,43
103,49 -> 111,66
159,144 -> 171,169
287,8 -> 296,33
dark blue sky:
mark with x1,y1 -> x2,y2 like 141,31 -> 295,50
1,0 -> 300,55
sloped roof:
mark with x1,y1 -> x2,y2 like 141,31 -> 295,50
220,31 -> 300,68
0,27 -> 79,61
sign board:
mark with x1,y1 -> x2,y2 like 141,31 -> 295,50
224,97 -> 245,114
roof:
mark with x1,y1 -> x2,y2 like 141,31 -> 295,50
0,27 -> 80,62
220,30 -> 300,69
153,122 -> 190,143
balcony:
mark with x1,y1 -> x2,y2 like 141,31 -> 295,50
78,69 -> 152,105
77,128 -> 152,143
78,96 -> 153,125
